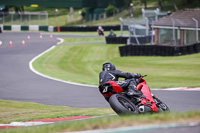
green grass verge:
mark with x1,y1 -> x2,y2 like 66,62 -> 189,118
0,100 -> 114,124
32,43 -> 200,88
63,37 -> 105,43
52,31 -> 130,36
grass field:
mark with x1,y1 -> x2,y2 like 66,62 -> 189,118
32,43 -> 200,88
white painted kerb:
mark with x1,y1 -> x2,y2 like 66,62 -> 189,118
29,38 -> 97,88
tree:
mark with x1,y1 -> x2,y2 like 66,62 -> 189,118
141,0 -> 147,9
106,4 -> 116,17
123,0 -> 133,7
158,0 -> 163,9
81,8 -> 86,19
123,0 -> 134,16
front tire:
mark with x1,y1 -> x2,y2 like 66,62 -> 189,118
153,96 -> 170,112
109,94 -> 139,115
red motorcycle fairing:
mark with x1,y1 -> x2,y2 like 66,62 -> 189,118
137,79 -> 158,112
99,81 -> 124,98
107,81 -> 124,93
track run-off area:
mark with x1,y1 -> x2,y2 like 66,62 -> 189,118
0,32 -> 200,132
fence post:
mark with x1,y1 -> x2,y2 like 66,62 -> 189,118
119,17 -> 123,36
2,12 -> 4,24
11,13 -> 13,24
46,12 -> 48,25
170,18 -> 176,45
151,19 -> 154,44
192,18 -> 199,43
29,14 -> 31,25
145,17 -> 149,36
154,8 -> 159,21
20,14 -> 22,24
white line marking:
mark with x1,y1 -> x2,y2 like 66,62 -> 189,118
0,122 -> 53,127
0,40 -> 2,45
29,38 -> 97,88
57,38 -> 64,45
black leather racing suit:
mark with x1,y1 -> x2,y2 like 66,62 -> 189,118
99,70 -> 138,92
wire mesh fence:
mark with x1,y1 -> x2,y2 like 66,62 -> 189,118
0,12 -> 48,26
0,11 -> 106,26
119,17 -> 151,45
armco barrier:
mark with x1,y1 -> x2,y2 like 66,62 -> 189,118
2,25 -> 55,32
3,26 -> 11,30
29,25 -> 39,31
1,25 -> 119,32
0,25 -> 3,31
119,43 -> 200,57
21,26 -> 29,31
48,26 -> 54,32
11,25 -> 21,31
39,26 -> 49,31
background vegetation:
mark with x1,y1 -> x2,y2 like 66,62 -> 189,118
6,0 -> 200,26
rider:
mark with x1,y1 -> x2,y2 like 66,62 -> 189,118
99,62 -> 142,97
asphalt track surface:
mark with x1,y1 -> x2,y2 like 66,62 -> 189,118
0,32 -> 200,113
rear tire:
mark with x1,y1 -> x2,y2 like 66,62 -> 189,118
109,94 -> 139,115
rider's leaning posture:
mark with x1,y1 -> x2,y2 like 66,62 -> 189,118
99,62 -> 142,100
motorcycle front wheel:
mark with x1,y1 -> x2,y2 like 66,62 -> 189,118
153,96 -> 170,112
109,94 -> 139,115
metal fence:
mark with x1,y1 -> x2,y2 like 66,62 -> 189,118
142,8 -> 170,24
118,8 -> 170,45
0,12 -> 48,25
119,17 -> 151,45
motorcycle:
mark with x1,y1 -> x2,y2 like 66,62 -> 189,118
98,29 -> 104,36
99,75 -> 170,115
97,26 -> 104,36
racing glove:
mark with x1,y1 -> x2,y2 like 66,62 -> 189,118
133,73 -> 142,78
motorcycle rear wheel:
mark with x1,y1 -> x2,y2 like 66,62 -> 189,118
109,94 -> 139,115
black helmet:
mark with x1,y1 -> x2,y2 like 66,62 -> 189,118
102,62 -> 116,71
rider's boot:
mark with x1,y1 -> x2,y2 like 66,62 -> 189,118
127,85 -> 142,97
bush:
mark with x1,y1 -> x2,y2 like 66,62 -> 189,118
81,8 -> 86,18
106,4 -> 116,17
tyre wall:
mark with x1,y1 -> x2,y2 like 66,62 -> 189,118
105,36 -> 128,44
106,36 -> 151,44
119,43 -> 200,56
